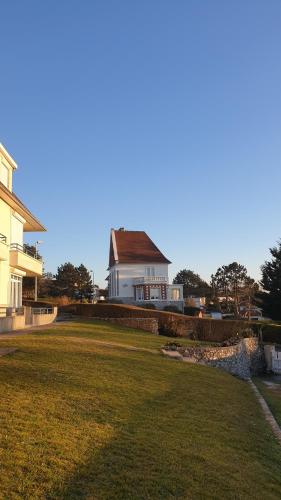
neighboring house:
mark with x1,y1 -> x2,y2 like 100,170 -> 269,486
0,143 -> 45,310
185,295 -> 206,309
107,228 -> 184,311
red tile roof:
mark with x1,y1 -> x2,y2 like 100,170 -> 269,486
109,229 -> 171,267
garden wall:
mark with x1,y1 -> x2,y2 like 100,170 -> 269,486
61,303 -> 264,343
178,338 -> 265,380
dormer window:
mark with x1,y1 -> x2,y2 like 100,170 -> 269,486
0,162 -> 9,188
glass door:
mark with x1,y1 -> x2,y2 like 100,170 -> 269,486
10,275 -> 22,307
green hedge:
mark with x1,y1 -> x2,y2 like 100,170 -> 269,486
260,324 -> 281,344
61,303 -> 264,342
23,300 -> 54,308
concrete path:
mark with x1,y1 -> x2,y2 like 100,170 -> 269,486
249,379 -> 281,445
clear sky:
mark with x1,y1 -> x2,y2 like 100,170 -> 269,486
1,0 -> 281,286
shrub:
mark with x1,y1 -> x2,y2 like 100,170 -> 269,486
61,303 -> 262,342
138,303 -> 156,310
163,305 -> 181,313
184,306 -> 200,316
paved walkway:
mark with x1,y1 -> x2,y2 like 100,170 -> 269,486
249,380 -> 281,445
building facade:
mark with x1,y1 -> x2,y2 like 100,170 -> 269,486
107,228 -> 184,311
0,144 -> 45,309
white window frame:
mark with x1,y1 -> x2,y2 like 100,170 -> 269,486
10,274 -> 22,308
150,287 -> 161,300
145,267 -> 155,277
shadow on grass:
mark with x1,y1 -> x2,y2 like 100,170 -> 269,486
46,371 -> 272,500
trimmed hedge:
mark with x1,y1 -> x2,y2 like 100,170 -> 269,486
61,303 -> 268,342
261,324 -> 281,344
23,300 -> 54,308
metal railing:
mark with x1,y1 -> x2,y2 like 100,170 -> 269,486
32,307 -> 54,315
133,276 -> 168,284
10,243 -> 42,261
0,233 -> 7,244
0,306 -> 25,317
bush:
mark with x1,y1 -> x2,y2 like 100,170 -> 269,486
163,305 -> 181,313
184,306 -> 200,316
138,303 -> 156,310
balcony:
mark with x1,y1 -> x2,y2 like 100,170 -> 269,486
0,233 -> 9,261
133,276 -> 168,285
9,243 -> 43,276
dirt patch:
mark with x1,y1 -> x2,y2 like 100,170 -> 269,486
0,348 -> 17,357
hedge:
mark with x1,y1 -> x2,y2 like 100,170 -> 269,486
60,303 -> 274,343
23,300 -> 54,308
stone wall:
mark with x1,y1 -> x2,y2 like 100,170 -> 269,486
93,317 -> 159,335
181,337 -> 265,380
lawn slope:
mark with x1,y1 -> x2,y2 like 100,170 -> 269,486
0,320 -> 280,499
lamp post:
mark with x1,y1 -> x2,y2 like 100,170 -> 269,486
34,240 -> 43,302
90,269 -> 95,303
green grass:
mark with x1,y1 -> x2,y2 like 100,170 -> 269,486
0,320 -> 281,499
255,377 -> 281,427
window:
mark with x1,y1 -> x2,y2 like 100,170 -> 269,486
145,267 -> 155,277
10,274 -> 22,307
116,270 -> 119,296
171,288 -> 180,300
0,163 -> 9,188
150,287 -> 160,300
136,288 -> 144,301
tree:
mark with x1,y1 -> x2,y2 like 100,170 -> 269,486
55,262 -> 79,298
75,264 -> 93,300
261,241 -> 281,320
173,269 -> 210,298
211,262 -> 257,317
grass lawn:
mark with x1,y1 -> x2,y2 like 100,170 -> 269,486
0,320 -> 281,499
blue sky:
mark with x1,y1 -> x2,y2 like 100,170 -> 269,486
1,0 -> 281,286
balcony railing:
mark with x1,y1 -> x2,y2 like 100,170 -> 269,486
133,276 -> 168,285
0,306 -> 25,317
32,307 -> 54,315
0,233 -> 7,244
10,243 -> 42,261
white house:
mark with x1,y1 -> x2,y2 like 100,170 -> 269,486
107,228 -> 184,311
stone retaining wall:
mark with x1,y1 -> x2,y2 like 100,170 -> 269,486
182,337 -> 265,380
93,317 -> 159,335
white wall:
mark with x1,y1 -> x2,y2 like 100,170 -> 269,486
109,263 -> 169,298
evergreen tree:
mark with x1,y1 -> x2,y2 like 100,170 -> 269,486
261,241 -> 281,320
173,269 -> 210,298
211,262 -> 256,316
55,262 -> 79,298
76,264 -> 93,300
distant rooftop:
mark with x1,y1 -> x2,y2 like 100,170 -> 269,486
109,228 -> 171,267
